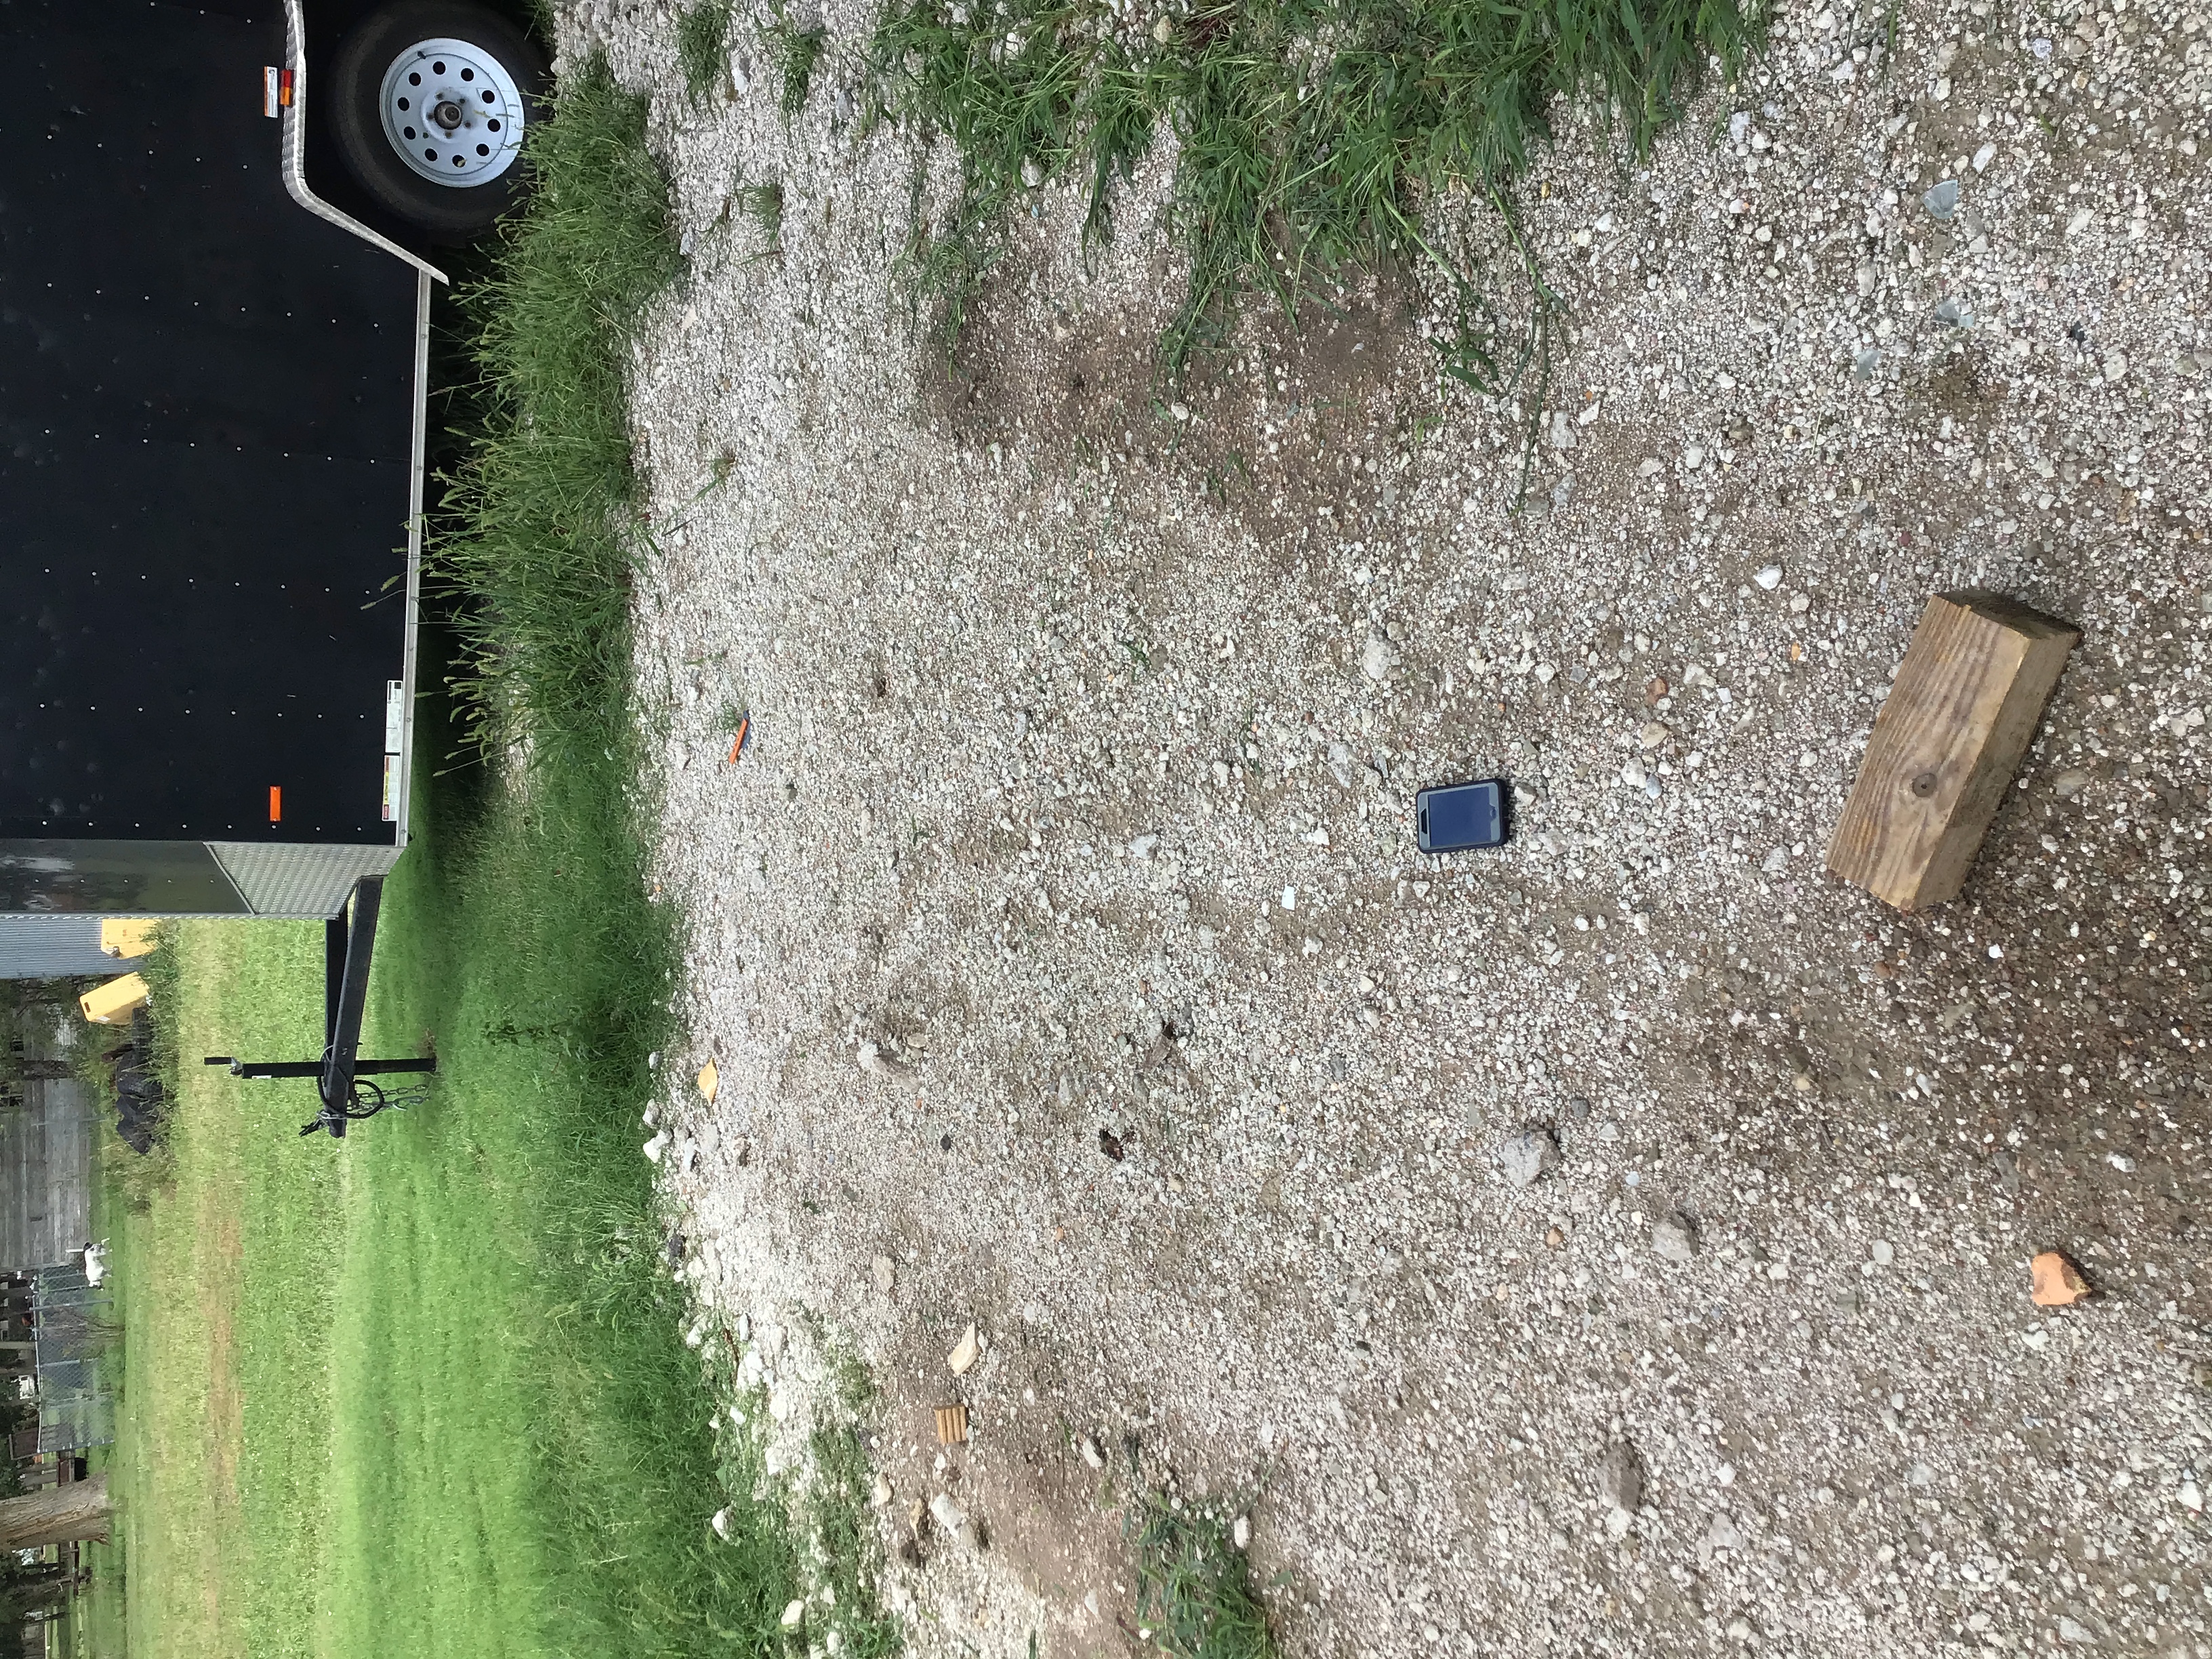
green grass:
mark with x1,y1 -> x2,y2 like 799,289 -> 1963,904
1129,1494 -> 1276,1658
678,0 -> 735,103
735,179 -> 786,254
764,6 -> 830,117
104,918 -> 342,1658
98,752 -> 897,1657
870,0 -> 1765,414
91,49 -> 899,1659
438,55 -> 683,756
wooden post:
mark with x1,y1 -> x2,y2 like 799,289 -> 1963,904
1826,590 -> 2078,911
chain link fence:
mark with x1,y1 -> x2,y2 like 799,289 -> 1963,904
32,1264 -> 114,1452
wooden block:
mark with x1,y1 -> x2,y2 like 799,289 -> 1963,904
935,1404 -> 968,1445
1826,590 -> 2078,911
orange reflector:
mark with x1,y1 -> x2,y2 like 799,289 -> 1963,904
268,786 -> 283,823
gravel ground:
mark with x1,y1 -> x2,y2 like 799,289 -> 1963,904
570,0 -> 2212,1651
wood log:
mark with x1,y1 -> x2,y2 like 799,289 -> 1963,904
1826,590 -> 2078,911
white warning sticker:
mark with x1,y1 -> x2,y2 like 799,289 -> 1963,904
384,680 -> 405,755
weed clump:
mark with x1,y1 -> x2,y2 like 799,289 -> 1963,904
872,0 -> 1764,419
765,6 -> 830,116
677,0 -> 735,103
438,57 -> 682,757
1129,1492 -> 1277,1658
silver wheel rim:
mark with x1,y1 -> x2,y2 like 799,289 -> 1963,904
377,37 -> 525,188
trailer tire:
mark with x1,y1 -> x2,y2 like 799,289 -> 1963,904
326,1 -> 548,243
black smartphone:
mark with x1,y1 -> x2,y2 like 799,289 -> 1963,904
1415,778 -> 1508,853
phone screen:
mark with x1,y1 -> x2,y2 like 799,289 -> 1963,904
1416,779 -> 1507,853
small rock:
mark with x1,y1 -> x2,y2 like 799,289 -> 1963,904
643,1129 -> 671,1164
1598,1440 -> 1643,1513
1500,1126 -> 1560,1188
872,1474 -> 894,1507
1360,633 -> 1399,682
1643,676 -> 1668,705
1753,564 -> 1784,590
710,1507 -> 732,1540
2052,767 -> 2092,798
929,1492 -> 975,1547
1652,1211 -> 1698,1263
2030,1250 -> 2091,1307
872,1254 -> 896,1294
1568,1096 -> 1592,1119
1020,155 -> 1045,188
1232,1513 -> 1251,1549
1681,443 -> 1706,471
2101,349 -> 2128,383
780,1599 -> 806,1633
1933,296 -> 1973,328
1923,178 -> 1961,221
696,1059 -> 720,1102
1870,1240 -> 1895,1267
2057,1616 -> 2093,1645
2180,1477 -> 2204,1514
857,1039 -> 907,1076
1760,847 -> 1787,874
1637,721 -> 1670,750
1079,1435 -> 1105,1470
948,1323 -> 981,1374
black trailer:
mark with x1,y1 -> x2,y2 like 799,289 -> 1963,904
3,0 -> 544,1124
